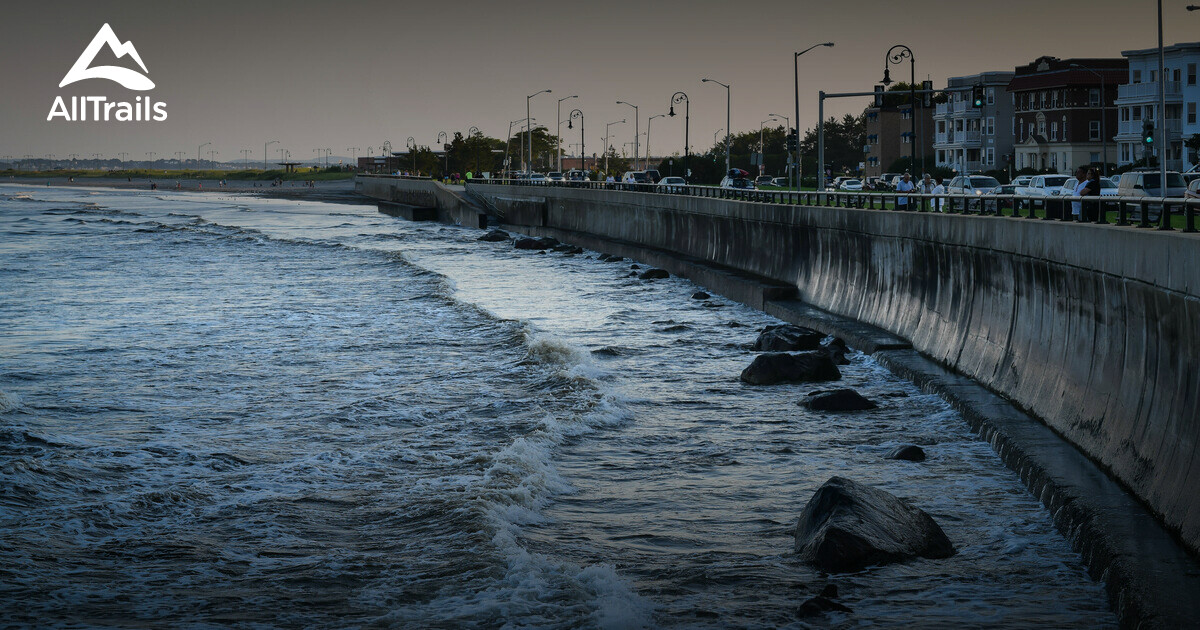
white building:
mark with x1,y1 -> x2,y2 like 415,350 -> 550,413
1116,42 -> 1200,171
933,72 -> 1015,175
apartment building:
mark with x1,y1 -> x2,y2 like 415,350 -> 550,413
1115,42 -> 1200,171
933,72 -> 1015,174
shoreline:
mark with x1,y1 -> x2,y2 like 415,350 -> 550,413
1,176 -> 372,205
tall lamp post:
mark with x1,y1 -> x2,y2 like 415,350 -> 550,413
406,137 -> 416,174
616,101 -> 640,169
702,78 -> 731,173
437,131 -> 448,177
527,89 -> 551,173
646,114 -> 665,172
714,128 -> 723,147
882,44 -> 917,174
604,119 -> 625,175
556,95 -> 577,173
467,127 -> 481,174
198,143 -> 211,170
264,140 -> 278,170
568,109 -> 584,174
795,43 -> 834,189
759,117 -> 778,176
1070,63 -> 1109,176
769,112 -> 790,182
669,92 -> 690,181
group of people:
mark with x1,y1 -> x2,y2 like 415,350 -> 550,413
893,173 -> 946,211
892,169 -> 1103,219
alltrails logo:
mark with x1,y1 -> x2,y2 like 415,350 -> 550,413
47,23 -> 167,122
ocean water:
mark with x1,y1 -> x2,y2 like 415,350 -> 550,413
0,184 -> 1114,628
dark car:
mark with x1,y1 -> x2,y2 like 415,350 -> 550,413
644,169 -> 662,184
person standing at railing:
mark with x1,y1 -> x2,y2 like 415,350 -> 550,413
1070,167 -> 1088,221
1082,167 -> 1102,222
895,173 -> 914,210
930,176 -> 946,212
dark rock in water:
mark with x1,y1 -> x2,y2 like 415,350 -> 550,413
514,237 -> 552,250
661,324 -> 691,332
726,321 -> 749,328
597,253 -> 611,261
817,337 -> 851,365
739,352 -> 841,385
639,268 -> 670,280
703,301 -> 725,308
538,236 -> 560,248
630,264 -> 640,270
819,584 -> 839,598
692,291 -> 711,300
753,324 -> 823,352
478,229 -> 509,242
797,595 -> 852,618
886,445 -> 927,462
794,476 -> 955,572
552,243 -> 576,252
567,246 -> 584,254
800,389 -> 877,412
606,256 -> 625,263
627,272 -> 639,277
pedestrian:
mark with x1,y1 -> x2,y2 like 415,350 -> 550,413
1070,166 -> 1088,220
1082,167 -> 1102,222
895,172 -> 914,211
931,176 -> 946,212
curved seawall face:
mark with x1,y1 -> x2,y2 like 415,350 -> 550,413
466,183 -> 1200,555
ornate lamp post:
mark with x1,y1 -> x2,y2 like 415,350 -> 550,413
882,44 -> 917,173
669,91 -> 690,181
557,95 -> 578,172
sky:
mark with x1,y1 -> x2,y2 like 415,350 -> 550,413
0,0 -> 1196,164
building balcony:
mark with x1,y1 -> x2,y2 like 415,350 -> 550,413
1118,118 -> 1183,136
1116,81 -> 1183,103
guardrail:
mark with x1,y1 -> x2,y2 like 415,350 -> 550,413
472,178 -> 1199,232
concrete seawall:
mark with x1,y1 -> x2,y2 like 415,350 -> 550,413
355,176 -> 487,228
465,182 -> 1200,560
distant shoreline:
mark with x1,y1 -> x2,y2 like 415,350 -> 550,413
1,176 -> 371,205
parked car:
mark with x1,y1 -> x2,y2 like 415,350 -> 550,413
719,176 -> 756,190
546,171 -> 565,182
877,173 -> 901,191
837,178 -> 864,191
770,177 -> 789,187
947,175 -> 1002,195
565,169 -> 590,181
657,176 -> 688,193
1108,173 -> 1121,186
755,175 -> 774,187
621,171 -> 653,185
985,183 -> 1021,212
1011,175 -> 1033,189
1056,178 -> 1119,198
644,169 -> 662,184
1018,174 -> 1072,211
1116,170 -> 1188,220
1186,177 -> 1200,199
527,173 -> 548,183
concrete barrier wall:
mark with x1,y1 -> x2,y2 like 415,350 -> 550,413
467,182 -> 1200,555
356,176 -> 486,228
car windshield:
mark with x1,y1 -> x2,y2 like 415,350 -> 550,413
547,172 -> 562,177
1142,173 -> 1186,188
970,177 -> 1000,188
1044,176 -> 1069,186
662,177 -> 684,184
844,180 -> 860,185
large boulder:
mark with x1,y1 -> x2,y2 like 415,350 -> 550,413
753,324 -> 824,352
691,291 -> 711,300
739,352 -> 841,385
638,268 -> 669,280
817,338 -> 851,365
800,389 -> 877,411
514,237 -> 554,250
794,476 -> 955,572
478,229 -> 509,242
886,445 -> 927,462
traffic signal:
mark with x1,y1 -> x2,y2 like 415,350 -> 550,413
786,129 -> 798,152
971,86 -> 984,108
1142,120 -> 1155,145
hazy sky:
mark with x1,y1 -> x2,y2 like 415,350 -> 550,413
0,0 -> 1195,163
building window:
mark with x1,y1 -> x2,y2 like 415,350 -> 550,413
1150,69 -> 1157,82
1038,119 -> 1046,136
1190,102 -> 1197,125
1090,152 -> 1100,163
987,87 -> 995,105
1029,122 -> 1035,137
1122,107 -> 1130,122
937,120 -> 945,133
1174,68 -> 1181,83
986,148 -> 994,165
1050,122 -> 1058,141
986,117 -> 995,136
1089,88 -> 1100,107
1090,120 -> 1101,140
1189,63 -> 1197,86
1133,106 -> 1142,121
1133,69 -> 1142,83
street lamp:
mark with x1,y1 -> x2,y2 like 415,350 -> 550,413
714,128 -> 723,147
504,118 -> 525,176
604,119 -> 625,175
702,78 -> 731,173
568,109 -> 584,174
759,117 -> 778,176
616,100 -> 640,169
437,131 -> 449,177
795,43 -> 834,188
669,92 -> 690,182
264,140 -> 278,170
406,136 -> 416,173
527,89 -> 551,173
198,143 -> 211,170
882,44 -> 917,174
557,95 -> 578,172
1070,63 -> 1110,176
646,114 -> 665,172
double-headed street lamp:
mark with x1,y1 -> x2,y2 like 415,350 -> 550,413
557,94 -> 578,172
527,89 -> 551,173
198,142 -> 211,169
616,101 -> 639,169
882,44 -> 917,174
668,92 -> 690,181
568,109 -> 584,174
795,43 -> 834,189
702,78 -> 731,173
264,140 -> 278,170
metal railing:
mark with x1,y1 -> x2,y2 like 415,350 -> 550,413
463,178 -> 1199,233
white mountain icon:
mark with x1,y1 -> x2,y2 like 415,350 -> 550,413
59,23 -> 154,91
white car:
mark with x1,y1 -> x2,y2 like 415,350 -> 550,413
1011,175 -> 1033,189
657,176 -> 688,193
1018,174 -> 1071,207
546,171 -> 565,182
1056,178 -> 1119,198
719,176 -> 755,190
527,173 -> 548,183
947,175 -> 1002,196
837,179 -> 864,191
